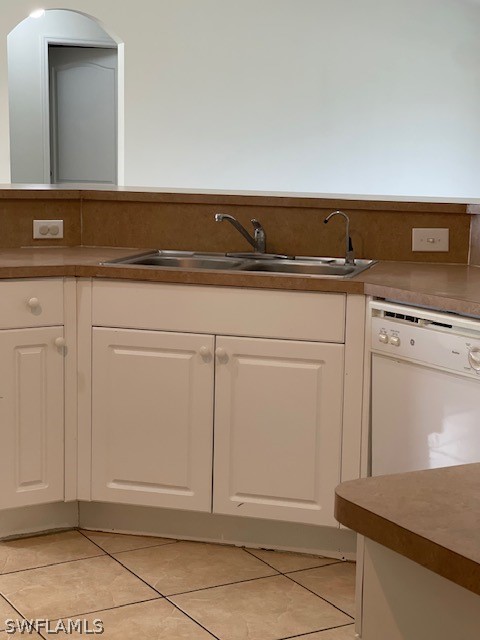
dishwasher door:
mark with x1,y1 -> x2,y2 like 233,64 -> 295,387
371,353 -> 480,476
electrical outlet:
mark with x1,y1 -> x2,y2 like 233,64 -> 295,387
33,220 -> 64,239
412,228 -> 449,252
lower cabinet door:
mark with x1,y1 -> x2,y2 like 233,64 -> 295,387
213,336 -> 345,526
0,327 -> 65,509
92,328 -> 215,511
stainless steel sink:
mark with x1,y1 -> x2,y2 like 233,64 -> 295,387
239,260 -> 357,276
105,251 -> 245,270
103,251 -> 376,278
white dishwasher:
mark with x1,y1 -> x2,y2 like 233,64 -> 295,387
370,300 -> 480,476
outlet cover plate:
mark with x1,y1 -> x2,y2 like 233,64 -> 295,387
33,219 -> 64,239
412,228 -> 449,252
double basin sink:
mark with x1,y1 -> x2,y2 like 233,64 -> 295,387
104,251 -> 375,278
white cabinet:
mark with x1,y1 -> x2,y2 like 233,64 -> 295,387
0,327 -> 65,509
0,277 -> 364,533
83,281 -> 364,527
91,328 -> 215,511
0,277 -> 77,512
213,336 -> 344,526
89,326 -> 345,525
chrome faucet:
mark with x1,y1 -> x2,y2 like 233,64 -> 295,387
323,210 -> 355,266
214,213 -> 266,253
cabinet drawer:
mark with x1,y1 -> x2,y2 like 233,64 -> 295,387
0,279 -> 64,329
92,280 -> 346,343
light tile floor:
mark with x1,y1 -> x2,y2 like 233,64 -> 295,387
0,530 -> 355,639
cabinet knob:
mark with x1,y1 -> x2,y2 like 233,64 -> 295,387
199,346 -> 212,361
215,347 -> 229,364
54,337 -> 66,348
27,297 -> 40,310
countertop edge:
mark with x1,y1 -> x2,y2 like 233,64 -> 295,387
1,251 -> 480,313
74,265 -> 366,293
0,185 -> 471,213
0,265 -> 78,278
335,488 -> 480,596
0,263 -> 365,294
363,282 -> 480,316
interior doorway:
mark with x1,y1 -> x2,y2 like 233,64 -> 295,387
7,9 -> 122,185
49,45 -> 117,184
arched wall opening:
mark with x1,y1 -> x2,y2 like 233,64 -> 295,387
8,8 -> 124,185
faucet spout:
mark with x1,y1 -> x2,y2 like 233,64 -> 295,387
323,210 -> 355,266
215,213 -> 266,253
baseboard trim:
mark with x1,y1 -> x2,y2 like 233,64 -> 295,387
0,501 -> 357,559
79,502 -> 356,560
0,502 -> 79,539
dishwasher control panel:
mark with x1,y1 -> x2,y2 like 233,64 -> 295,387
371,302 -> 480,377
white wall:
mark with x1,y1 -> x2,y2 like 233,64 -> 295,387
8,10 -> 115,183
2,0 -> 480,198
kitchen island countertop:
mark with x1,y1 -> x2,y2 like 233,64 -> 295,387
335,463 -> 480,596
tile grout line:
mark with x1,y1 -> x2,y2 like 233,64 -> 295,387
2,531 -> 172,640
76,530 -> 220,639
0,529 -> 179,578
164,548 -> 354,639
164,547 -> 354,638
1,530 -> 354,638
79,532 -> 281,598
167,572 -> 281,598
0,552 -> 106,578
84,533 -> 339,639
282,561 -> 344,576
76,530 -> 168,598
78,529 -> 179,555
80,532 -> 335,640
243,548 -> 355,621
283,573 -> 354,621
0,549 -> 162,638
111,541 -> 178,555
0,528 -> 77,543
47,597 -> 164,622
163,597 -> 222,640
243,547 -> 345,578
34,596 -> 164,639
278,621 -> 355,640
0,593 -> 30,636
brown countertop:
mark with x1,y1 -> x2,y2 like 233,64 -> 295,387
335,464 -> 480,595
0,184 -> 471,211
359,261 -> 480,316
0,247 -> 142,279
0,247 -> 366,293
0,247 -> 480,312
